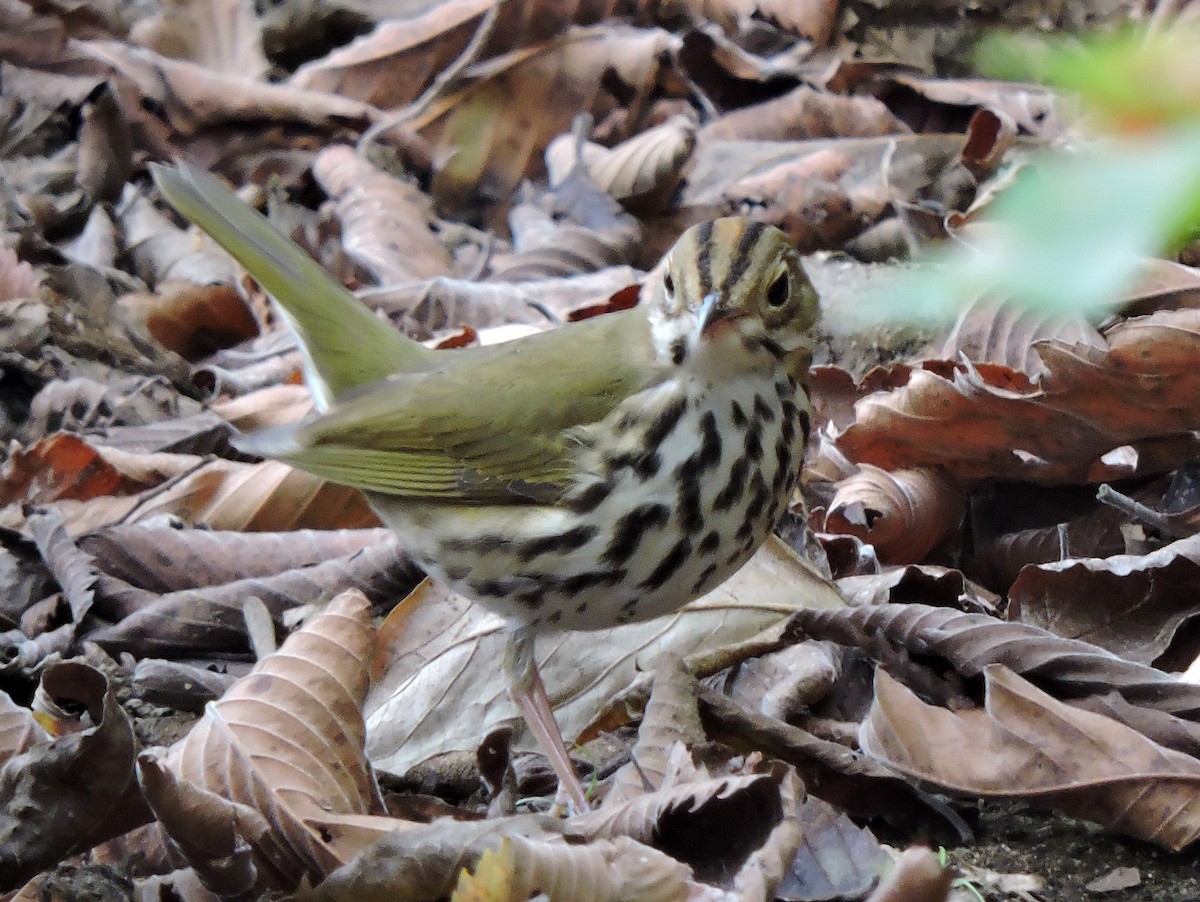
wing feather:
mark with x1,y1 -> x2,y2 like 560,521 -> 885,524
234,310 -> 662,502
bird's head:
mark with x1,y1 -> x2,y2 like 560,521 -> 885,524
649,218 -> 819,371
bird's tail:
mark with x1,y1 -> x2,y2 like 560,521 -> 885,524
152,162 -> 432,408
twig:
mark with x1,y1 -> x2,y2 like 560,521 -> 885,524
1095,483 -> 1191,539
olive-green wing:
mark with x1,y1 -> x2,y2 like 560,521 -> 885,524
234,311 -> 660,502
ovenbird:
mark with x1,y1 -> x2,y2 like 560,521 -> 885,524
153,163 -> 819,811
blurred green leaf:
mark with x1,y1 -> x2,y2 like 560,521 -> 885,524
872,128 -> 1200,324
978,27 -> 1200,129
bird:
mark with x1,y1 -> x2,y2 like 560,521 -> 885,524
152,162 -> 819,812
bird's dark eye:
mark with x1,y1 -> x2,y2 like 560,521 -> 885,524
766,272 -> 789,307
663,273 -> 675,296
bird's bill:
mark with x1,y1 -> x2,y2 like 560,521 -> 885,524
696,292 -> 743,339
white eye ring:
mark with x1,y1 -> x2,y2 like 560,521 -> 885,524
663,273 -> 675,297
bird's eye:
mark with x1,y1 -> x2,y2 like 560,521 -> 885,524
663,273 -> 675,296
766,271 -> 789,307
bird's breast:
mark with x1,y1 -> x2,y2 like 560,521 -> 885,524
372,371 -> 811,632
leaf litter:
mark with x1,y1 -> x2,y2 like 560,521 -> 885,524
2,1 -> 1200,900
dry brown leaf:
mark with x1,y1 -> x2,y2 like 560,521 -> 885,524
420,26 -> 679,218
130,0 -> 269,78
723,640 -> 844,723
290,0 -> 630,108
834,565 -> 998,614
312,145 -> 453,284
864,846 -> 951,902
84,534 -> 415,658
79,525 -> 392,591
1118,258 -> 1200,317
835,359 -> 1119,484
74,39 -> 376,135
839,309 -> 1200,483
862,666 -> 1200,851
862,73 -> 1063,139
372,266 -> 643,336
288,4 -> 492,107
212,383 -> 314,431
680,0 -> 839,44
0,662 -> 151,890
76,82 -> 131,205
694,686 -> 950,829
699,85 -> 909,143
0,439 -> 380,534
142,590 -> 382,893
366,537 -> 844,777
0,432 -> 149,509
824,465 -> 965,563
27,508 -> 96,625
1008,532 -> 1200,664
136,751 -> 275,896
123,186 -> 241,287
120,280 -> 259,360
0,246 -> 39,302
775,794 -> 890,901
309,821 -> 693,902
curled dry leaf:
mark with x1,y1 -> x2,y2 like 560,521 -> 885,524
694,685 -> 955,830
312,146 -> 453,284
835,565 -> 998,615
862,666 -> 1200,851
489,173 -> 642,282
840,309 -> 1200,484
0,662 -> 151,890
26,507 -> 97,624
862,73 -> 1063,139
939,295 -> 1104,378
142,590 -> 381,893
137,751 -> 272,897
722,640 -> 845,723
0,691 -> 45,767
606,655 -> 705,805
786,602 -> 1200,724
545,116 -> 698,213
1008,531 -> 1200,664
824,465 -> 965,563
572,773 -> 784,883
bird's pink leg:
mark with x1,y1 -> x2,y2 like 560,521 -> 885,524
505,627 -> 590,813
